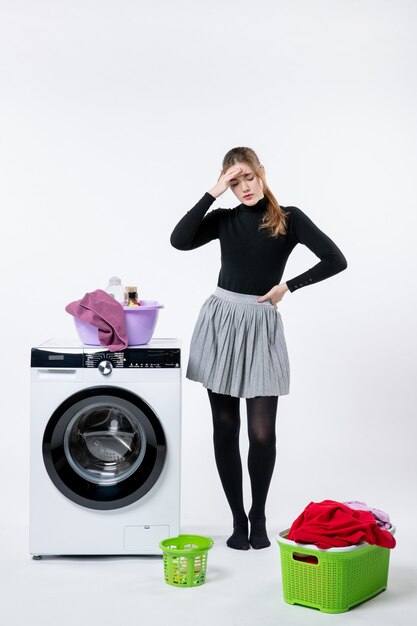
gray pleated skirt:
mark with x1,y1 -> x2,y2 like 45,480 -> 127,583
186,286 -> 290,398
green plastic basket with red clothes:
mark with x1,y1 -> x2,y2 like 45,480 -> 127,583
276,499 -> 396,613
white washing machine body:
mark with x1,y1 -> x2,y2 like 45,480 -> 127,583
29,338 -> 181,557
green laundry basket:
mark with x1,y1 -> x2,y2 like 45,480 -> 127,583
159,535 -> 214,587
276,526 -> 395,613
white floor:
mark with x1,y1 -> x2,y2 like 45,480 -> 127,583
1,521 -> 416,626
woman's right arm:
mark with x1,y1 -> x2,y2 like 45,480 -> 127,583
169,192 -> 220,250
169,166 -> 246,251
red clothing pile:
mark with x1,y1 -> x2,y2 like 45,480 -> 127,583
287,500 -> 396,549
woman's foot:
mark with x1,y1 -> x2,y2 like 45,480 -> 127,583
226,517 -> 250,550
249,513 -> 270,549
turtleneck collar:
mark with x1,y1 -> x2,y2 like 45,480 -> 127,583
238,195 -> 268,213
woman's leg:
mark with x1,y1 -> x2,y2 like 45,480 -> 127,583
207,388 -> 249,550
246,395 -> 279,549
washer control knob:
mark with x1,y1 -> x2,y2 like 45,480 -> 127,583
98,360 -> 113,376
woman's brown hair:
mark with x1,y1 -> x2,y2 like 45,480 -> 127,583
221,146 -> 289,237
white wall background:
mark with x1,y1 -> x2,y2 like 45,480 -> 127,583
1,0 -> 416,539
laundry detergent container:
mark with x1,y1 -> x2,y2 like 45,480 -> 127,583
74,301 -> 164,346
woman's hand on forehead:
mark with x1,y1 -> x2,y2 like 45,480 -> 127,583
212,165 -> 252,196
224,165 -> 252,179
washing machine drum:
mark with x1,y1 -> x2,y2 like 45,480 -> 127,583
43,387 -> 167,510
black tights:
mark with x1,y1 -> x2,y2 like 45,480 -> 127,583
207,388 -> 278,549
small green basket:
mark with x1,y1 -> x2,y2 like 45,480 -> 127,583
159,535 -> 214,587
276,526 -> 395,613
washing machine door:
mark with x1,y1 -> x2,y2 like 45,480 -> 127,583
42,387 -> 167,510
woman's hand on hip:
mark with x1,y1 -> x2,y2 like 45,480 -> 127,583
257,283 -> 289,307
208,166 -> 250,199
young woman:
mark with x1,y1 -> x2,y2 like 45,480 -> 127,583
170,146 -> 347,550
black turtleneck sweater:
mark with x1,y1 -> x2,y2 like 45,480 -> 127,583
170,193 -> 347,295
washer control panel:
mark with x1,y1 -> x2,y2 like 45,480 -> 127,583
84,349 -> 180,369
31,347 -> 181,369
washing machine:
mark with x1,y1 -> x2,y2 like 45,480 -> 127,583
29,338 -> 181,558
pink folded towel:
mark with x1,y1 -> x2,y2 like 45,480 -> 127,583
65,289 -> 128,351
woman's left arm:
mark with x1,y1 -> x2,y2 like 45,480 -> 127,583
284,206 -> 348,293
258,206 -> 347,306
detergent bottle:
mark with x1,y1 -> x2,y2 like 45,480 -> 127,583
105,277 -> 125,304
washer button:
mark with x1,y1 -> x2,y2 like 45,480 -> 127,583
98,360 -> 113,376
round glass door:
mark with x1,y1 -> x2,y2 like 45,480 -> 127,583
64,402 -> 146,485
43,387 -> 166,510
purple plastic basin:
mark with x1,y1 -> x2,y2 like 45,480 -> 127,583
73,300 -> 164,346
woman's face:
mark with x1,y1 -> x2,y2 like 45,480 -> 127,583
226,161 -> 265,205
